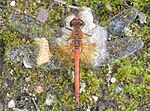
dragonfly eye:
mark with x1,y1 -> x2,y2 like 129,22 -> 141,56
70,18 -> 84,27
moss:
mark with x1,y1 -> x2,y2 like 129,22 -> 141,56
0,0 -> 149,110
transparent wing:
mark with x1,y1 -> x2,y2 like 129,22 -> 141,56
107,8 -> 138,36
91,36 -> 144,67
7,7 -> 144,69
54,7 -> 144,68
88,8 -> 144,67
60,6 -> 96,37
8,14 -> 76,69
8,14 -> 54,39
52,7 -> 99,67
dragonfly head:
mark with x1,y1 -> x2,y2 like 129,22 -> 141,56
70,17 -> 85,28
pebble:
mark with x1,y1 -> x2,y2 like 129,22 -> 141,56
8,99 -> 15,108
106,3 -> 112,11
110,77 -> 116,83
138,12 -> 147,24
10,1 -> 16,6
25,76 -> 31,82
12,108 -> 28,111
45,95 -> 55,106
10,69 -> 13,74
36,7 -> 48,23
72,71 -> 74,80
23,57 -> 32,68
115,86 -> 123,93
80,83 -> 86,93
45,98 -> 53,106
37,0 -> 41,3
92,95 -> 98,102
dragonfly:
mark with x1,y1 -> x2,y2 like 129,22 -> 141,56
8,6 -> 144,106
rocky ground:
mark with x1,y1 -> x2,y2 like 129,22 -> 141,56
0,0 -> 149,111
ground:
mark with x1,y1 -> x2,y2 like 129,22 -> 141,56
0,0 -> 150,111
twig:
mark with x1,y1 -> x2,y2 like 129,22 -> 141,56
31,98 -> 40,111
123,0 -> 132,9
54,0 -> 83,10
106,64 -> 112,84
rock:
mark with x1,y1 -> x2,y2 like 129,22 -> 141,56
110,77 -> 116,83
92,95 -> 98,102
10,1 -> 16,7
23,56 -> 32,68
80,82 -> 86,93
45,98 -> 53,106
34,38 -> 51,66
138,11 -> 146,24
45,95 -> 55,106
36,7 -> 48,23
115,86 -> 123,93
12,108 -> 22,111
7,46 -> 23,63
106,3 -> 112,11
25,76 -> 31,82
12,108 -> 28,111
8,99 -> 15,108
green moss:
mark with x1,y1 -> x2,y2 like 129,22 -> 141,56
0,0 -> 149,110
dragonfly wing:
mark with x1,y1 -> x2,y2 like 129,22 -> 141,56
8,14 -> 54,40
85,8 -> 144,67
7,45 -> 37,68
92,36 -> 144,67
107,8 -> 139,36
104,36 -> 144,64
8,14 -> 65,68
80,25 -> 108,66
51,6 -> 98,68
8,13 -> 79,69
81,24 -> 144,67
79,7 -> 96,35
60,6 -> 96,36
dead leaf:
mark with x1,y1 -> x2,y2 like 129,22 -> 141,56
34,86 -> 44,93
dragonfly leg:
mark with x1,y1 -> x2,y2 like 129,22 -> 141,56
65,26 -> 72,31
83,26 -> 94,37
83,33 -> 92,37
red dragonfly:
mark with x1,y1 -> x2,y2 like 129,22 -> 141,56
8,6 -> 144,106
